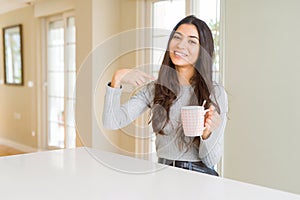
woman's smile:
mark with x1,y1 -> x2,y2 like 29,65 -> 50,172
169,24 -> 200,67
174,51 -> 188,57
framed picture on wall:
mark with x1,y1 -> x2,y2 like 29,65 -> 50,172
2,24 -> 24,85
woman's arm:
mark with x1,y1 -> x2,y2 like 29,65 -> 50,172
198,85 -> 228,167
103,69 -> 155,130
102,84 -> 154,130
111,68 -> 155,88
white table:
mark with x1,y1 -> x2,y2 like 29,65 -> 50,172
1,147 -> 299,200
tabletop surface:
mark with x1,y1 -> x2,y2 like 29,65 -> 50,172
1,147 -> 300,200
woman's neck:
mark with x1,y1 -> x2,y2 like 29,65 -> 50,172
175,65 -> 195,86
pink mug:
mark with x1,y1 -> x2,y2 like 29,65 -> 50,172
181,106 -> 208,137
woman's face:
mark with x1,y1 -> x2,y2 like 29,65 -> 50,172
169,24 -> 200,68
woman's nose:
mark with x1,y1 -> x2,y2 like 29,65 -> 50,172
177,38 -> 187,49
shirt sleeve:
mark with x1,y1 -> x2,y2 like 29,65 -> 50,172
102,82 -> 153,130
198,85 -> 228,168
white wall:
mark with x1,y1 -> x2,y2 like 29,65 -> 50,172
91,0 -> 122,153
92,0 -> 141,156
0,6 -> 38,150
74,0 -> 93,147
224,0 -> 300,194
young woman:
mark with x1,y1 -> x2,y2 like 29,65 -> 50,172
103,15 -> 228,176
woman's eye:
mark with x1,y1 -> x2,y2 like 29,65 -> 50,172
189,40 -> 197,45
173,35 -> 181,40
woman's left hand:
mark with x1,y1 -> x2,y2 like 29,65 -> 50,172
202,105 -> 221,140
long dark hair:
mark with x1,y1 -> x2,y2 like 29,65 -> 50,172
151,15 -> 220,148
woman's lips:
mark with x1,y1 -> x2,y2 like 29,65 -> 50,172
174,51 -> 188,57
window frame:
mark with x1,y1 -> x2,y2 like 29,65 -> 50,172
40,11 -> 77,150
136,0 -> 225,175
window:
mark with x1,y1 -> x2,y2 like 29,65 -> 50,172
146,0 -> 186,161
151,0 -> 222,83
194,0 -> 222,83
141,0 -> 223,167
45,14 -> 76,149
151,0 -> 186,77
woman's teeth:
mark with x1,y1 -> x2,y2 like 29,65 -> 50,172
175,51 -> 187,57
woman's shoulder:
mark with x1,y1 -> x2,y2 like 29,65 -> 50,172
142,80 -> 156,92
132,81 -> 155,100
212,82 -> 226,96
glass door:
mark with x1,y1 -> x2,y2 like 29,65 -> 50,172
46,15 -> 76,149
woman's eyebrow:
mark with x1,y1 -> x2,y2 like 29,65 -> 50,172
174,32 -> 182,36
174,31 -> 199,40
189,35 -> 199,40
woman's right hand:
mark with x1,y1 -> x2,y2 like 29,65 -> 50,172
111,68 -> 155,88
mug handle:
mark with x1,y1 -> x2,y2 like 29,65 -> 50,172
202,109 -> 209,130
204,109 -> 209,114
